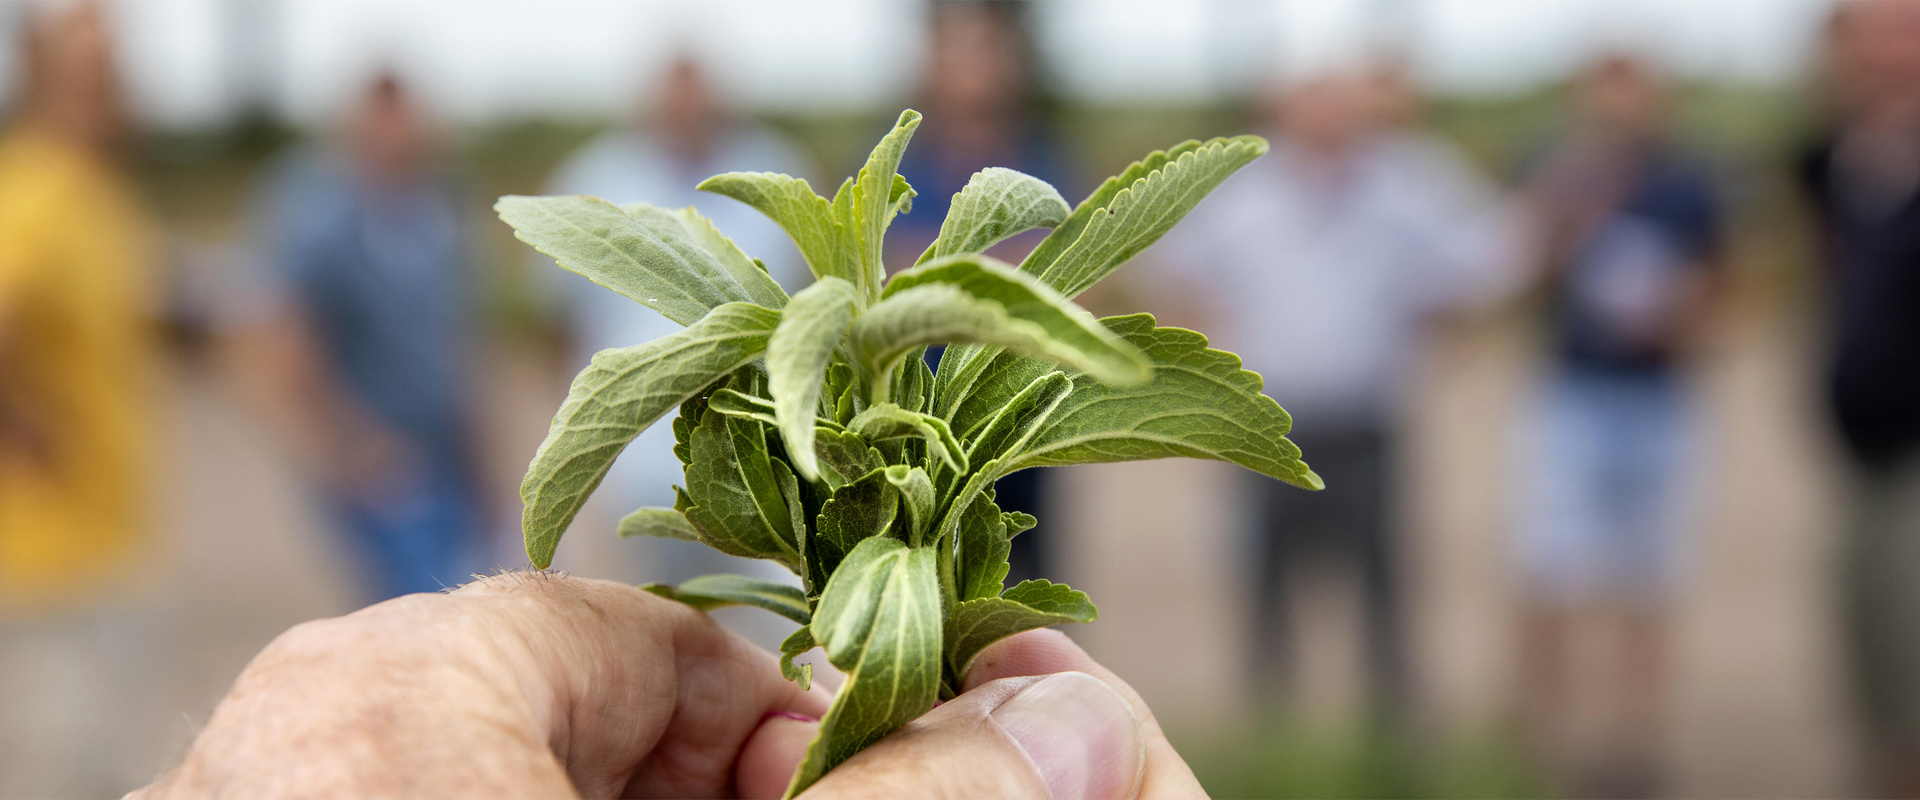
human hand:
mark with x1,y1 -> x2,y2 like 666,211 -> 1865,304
132,573 -> 1204,799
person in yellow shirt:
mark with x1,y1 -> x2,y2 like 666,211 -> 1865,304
0,3 -> 153,614
0,5 -> 163,797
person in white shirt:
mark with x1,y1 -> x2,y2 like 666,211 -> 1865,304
1157,64 -> 1516,719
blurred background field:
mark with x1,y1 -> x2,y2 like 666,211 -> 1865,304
4,0 -> 1911,797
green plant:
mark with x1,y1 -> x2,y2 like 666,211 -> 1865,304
498,109 -> 1320,796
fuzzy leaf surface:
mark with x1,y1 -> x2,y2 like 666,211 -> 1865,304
1021,136 -> 1267,299
930,370 -> 1073,543
682,405 -> 802,570
813,468 -> 900,577
697,172 -> 853,285
496,195 -> 742,326
920,167 -> 1070,263
882,256 -> 1148,385
642,573 -> 811,625
811,428 -> 884,491
1004,314 -> 1322,490
854,270 -> 1141,404
883,465 -> 935,546
520,303 -> 780,567
851,110 -> 922,293
768,278 -> 858,481
620,202 -> 790,310
945,580 -> 1098,677
847,403 -> 966,474
1018,139 -> 1207,283
788,538 -> 940,796
954,495 -> 1012,602
961,370 -> 1073,470
706,388 -> 782,428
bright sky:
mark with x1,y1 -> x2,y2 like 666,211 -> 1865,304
85,0 -> 1833,129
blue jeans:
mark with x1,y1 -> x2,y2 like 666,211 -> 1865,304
331,468 -> 477,601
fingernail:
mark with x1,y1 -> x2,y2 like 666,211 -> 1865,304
990,672 -> 1146,800
762,710 -> 818,724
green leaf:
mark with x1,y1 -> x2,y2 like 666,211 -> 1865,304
855,256 -> 1149,400
933,372 -> 1074,545
616,507 -> 699,542
829,363 -> 860,426
620,203 -> 790,310
884,256 -> 1149,384
770,458 -> 813,592
682,402 -> 803,571
495,195 -> 743,326
706,388 -> 782,428
520,303 -> 781,568
809,536 -> 905,664
780,626 -> 816,691
1005,314 -> 1322,490
1019,139 -> 1208,285
768,278 -> 859,481
919,167 -> 1070,264
847,403 -> 967,474
892,349 -> 935,414
813,468 -> 900,578
955,494 -> 1011,602
811,427 -> 883,491
1003,511 -> 1037,537
883,465 -> 935,546
697,172 -> 854,285
945,579 -> 1098,677
1020,136 -> 1268,299
641,573 -> 811,625
887,173 -> 916,224
788,537 -> 940,797
927,342 -> 1004,422
709,388 -> 848,437
962,370 -> 1073,469
851,110 -> 923,294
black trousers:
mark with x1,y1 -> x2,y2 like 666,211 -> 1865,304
1248,425 -> 1404,716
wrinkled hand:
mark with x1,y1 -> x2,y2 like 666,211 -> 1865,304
132,573 -> 1205,799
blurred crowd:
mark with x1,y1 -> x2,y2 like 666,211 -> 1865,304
1,1 -> 1917,797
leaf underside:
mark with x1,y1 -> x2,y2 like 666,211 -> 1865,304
519,302 -> 781,568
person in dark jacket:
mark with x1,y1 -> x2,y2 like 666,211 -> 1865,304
1796,2 -> 1920,794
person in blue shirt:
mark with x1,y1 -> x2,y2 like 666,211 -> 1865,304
247,74 -> 481,602
1515,54 -> 1724,796
891,1 -> 1065,586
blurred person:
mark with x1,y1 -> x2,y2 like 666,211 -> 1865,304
0,4 -> 168,795
891,0 -> 1067,586
1796,1 -> 1920,794
240,73 -> 483,603
1514,54 -> 1724,796
539,54 -> 812,646
1156,64 -> 1514,721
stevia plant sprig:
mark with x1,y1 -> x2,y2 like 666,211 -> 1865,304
497,109 -> 1320,797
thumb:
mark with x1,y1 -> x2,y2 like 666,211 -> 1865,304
801,672 -> 1147,800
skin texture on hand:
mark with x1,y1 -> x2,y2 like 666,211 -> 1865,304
132,573 -> 1204,800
